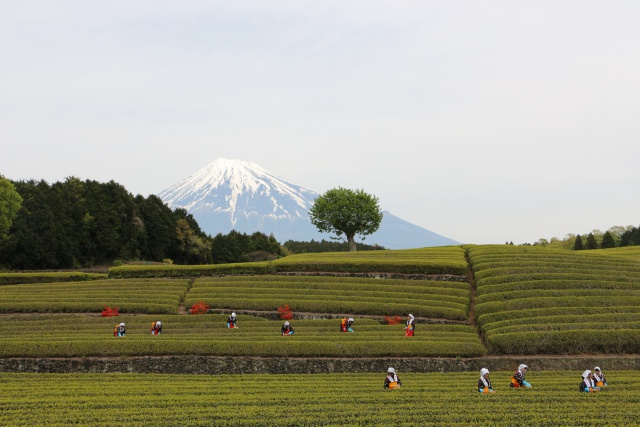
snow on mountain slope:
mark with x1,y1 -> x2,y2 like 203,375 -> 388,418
159,158 -> 318,229
157,158 -> 458,248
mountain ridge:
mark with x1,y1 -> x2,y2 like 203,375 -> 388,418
158,158 -> 458,249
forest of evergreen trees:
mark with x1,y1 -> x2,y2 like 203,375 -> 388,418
0,177 -> 214,270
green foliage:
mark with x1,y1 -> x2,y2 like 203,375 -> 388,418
0,176 -> 22,240
308,187 -> 383,251
620,225 -> 640,247
174,209 -> 212,264
585,232 -> 599,250
573,234 -> 584,250
0,178 -> 213,269
533,225 -> 636,250
211,230 -> 283,264
601,231 -> 616,249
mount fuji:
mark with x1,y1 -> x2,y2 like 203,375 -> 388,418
157,158 -> 458,249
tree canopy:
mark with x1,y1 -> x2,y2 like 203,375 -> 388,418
585,232 -> 599,250
0,176 -> 23,240
308,187 -> 383,252
573,234 -> 584,250
211,230 -> 283,264
0,177 -> 212,269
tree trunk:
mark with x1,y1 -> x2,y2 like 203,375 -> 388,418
347,235 -> 357,252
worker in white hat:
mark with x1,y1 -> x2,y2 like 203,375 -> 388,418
384,367 -> 402,389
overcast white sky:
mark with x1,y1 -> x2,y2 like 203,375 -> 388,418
1,1 -> 639,244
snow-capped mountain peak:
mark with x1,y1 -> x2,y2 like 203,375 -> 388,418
157,158 -> 459,248
158,158 -> 317,229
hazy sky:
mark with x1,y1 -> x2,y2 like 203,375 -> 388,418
1,1 -> 639,245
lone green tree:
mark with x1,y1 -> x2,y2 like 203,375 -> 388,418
309,187 -> 383,252
0,176 -> 23,240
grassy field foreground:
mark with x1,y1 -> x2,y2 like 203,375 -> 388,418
1,371 -> 638,426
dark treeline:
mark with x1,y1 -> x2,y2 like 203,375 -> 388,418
211,230 -> 284,264
620,226 -> 640,247
574,227 -> 640,250
0,177 -> 212,269
283,239 -> 386,254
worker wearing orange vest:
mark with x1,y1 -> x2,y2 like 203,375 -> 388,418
384,367 -> 402,389
478,368 -> 495,393
510,364 -> 532,388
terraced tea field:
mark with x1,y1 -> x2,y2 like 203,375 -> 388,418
1,371 -> 638,426
186,275 -> 470,320
470,245 -> 640,354
0,314 -> 485,358
2,245 -> 640,425
0,279 -> 190,314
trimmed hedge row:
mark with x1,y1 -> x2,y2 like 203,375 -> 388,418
477,279 -> 640,295
486,321 -> 640,336
108,262 -> 271,278
475,288 -> 636,304
0,302 -> 179,314
486,329 -> 640,354
476,272 -> 638,286
188,288 -> 469,306
184,297 -> 468,320
0,314 -> 485,358
107,246 -> 468,278
194,275 -> 471,292
475,296 -> 640,318
0,272 -> 107,285
0,338 -> 487,358
481,312 -> 640,333
477,305 -> 640,326
474,266 -> 640,281
0,279 -> 190,314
